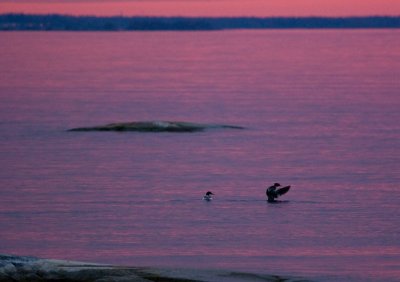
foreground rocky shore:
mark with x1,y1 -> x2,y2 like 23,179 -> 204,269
0,255 -> 310,282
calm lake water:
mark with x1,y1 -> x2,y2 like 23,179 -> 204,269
0,30 -> 399,281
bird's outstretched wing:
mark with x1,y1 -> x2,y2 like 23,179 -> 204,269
276,185 -> 290,196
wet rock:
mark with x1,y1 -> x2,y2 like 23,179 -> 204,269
1,263 -> 17,277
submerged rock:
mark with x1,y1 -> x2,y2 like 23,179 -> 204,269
68,121 -> 244,133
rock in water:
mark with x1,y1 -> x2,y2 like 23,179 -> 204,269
68,121 -> 244,133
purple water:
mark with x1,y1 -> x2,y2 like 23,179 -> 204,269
0,30 -> 399,281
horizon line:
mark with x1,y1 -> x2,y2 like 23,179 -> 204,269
2,13 -> 400,19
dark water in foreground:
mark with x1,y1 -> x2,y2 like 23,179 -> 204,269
0,30 -> 399,281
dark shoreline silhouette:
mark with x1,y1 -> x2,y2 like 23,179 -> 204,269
68,121 -> 245,133
1,14 -> 400,31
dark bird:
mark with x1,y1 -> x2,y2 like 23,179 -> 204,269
203,191 -> 214,201
266,183 -> 290,202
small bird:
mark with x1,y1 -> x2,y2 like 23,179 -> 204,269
266,183 -> 291,202
203,191 -> 214,201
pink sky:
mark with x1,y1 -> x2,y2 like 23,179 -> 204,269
1,0 -> 400,17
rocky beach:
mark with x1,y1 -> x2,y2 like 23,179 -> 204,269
0,255 -> 309,282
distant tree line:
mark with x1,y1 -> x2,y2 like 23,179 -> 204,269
1,14 -> 400,31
